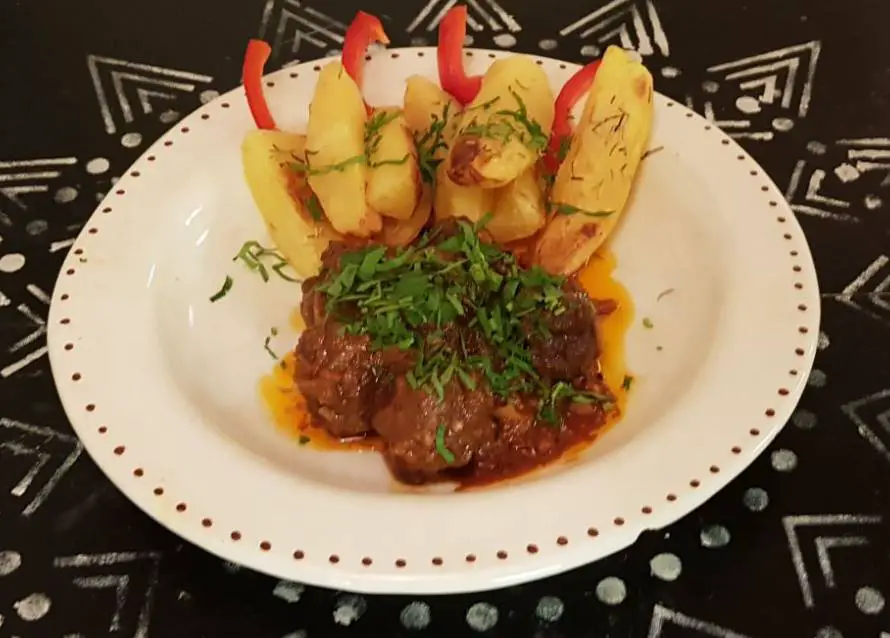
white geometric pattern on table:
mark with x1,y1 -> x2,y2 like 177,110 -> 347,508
688,41 -> 821,141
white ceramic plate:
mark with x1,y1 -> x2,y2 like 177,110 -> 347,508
47,47 -> 820,594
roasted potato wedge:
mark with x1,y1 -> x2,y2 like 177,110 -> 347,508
403,76 -> 462,160
306,61 -> 381,237
487,166 -> 547,243
447,56 -> 555,188
433,162 -> 497,224
241,130 -> 342,279
535,46 -> 654,275
379,184 -> 433,247
365,107 -> 421,220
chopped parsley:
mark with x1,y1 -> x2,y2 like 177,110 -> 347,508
553,203 -> 614,219
621,375 -> 634,391
415,101 -> 453,183
461,86 -> 548,153
642,317 -> 654,329
365,109 -> 411,168
298,435 -> 311,445
234,241 -> 299,283
209,275 -> 233,302
435,423 -> 456,464
315,219 -> 612,424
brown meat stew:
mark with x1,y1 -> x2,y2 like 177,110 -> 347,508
293,220 -> 618,486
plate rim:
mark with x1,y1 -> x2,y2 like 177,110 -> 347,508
46,46 -> 821,594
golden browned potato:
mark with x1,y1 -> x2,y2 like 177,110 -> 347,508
379,184 -> 432,247
433,162 -> 497,224
365,107 -> 421,220
447,56 -> 555,189
535,46 -> 654,275
403,76 -> 462,163
241,130 -> 342,278
487,166 -> 547,243
305,61 -> 381,237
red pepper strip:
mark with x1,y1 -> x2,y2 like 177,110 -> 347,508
543,60 -> 601,173
342,11 -> 390,90
437,6 -> 482,105
243,39 -> 277,130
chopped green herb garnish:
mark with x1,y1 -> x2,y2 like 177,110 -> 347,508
264,327 -> 278,360
314,220 -> 613,425
435,423 -> 456,464
642,317 -> 654,329
415,101 -> 453,184
210,275 -> 233,302
305,193 -> 324,221
291,153 -> 366,177
298,435 -> 311,445
553,203 -> 614,218
621,375 -> 634,391
234,241 -> 299,283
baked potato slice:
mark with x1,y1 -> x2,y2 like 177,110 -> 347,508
365,107 -> 421,220
486,166 -> 547,243
433,162 -> 497,225
403,76 -> 462,163
379,184 -> 433,247
305,61 -> 381,237
535,46 -> 654,275
447,56 -> 554,189
241,129 -> 342,279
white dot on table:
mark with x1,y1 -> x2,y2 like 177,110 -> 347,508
121,132 -> 143,148
807,369 -> 827,388
772,117 -> 795,132
650,553 -> 682,581
834,163 -> 860,183
410,36 -> 429,46
493,34 -> 517,48
735,96 -> 761,114
272,580 -> 304,603
85,157 -> 110,175
463,34 -> 474,47
54,186 -> 79,204
0,253 -> 26,274
14,593 -> 51,621
535,595 -> 564,621
538,39 -> 558,51
400,601 -> 431,629
580,45 -> 601,58
466,602 -> 498,631
743,487 -> 769,511
815,627 -> 843,638
792,410 -> 817,430
700,524 -> 731,548
159,110 -> 180,124
26,219 -> 47,235
702,80 -> 720,94
333,594 -> 367,626
199,89 -> 220,104
864,194 -> 883,210
807,141 -> 827,155
595,577 -> 627,605
660,66 -> 680,78
0,550 -> 22,575
855,586 -> 885,614
771,449 -> 798,472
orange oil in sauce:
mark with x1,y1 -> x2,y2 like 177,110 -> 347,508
259,247 -> 634,455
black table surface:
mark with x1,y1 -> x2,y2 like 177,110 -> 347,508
2,0 -> 890,636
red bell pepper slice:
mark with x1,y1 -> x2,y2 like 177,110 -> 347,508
543,60 -> 601,173
242,39 -> 277,130
437,6 -> 482,105
342,11 -> 390,89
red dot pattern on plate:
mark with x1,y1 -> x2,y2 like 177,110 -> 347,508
53,75 -> 815,571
